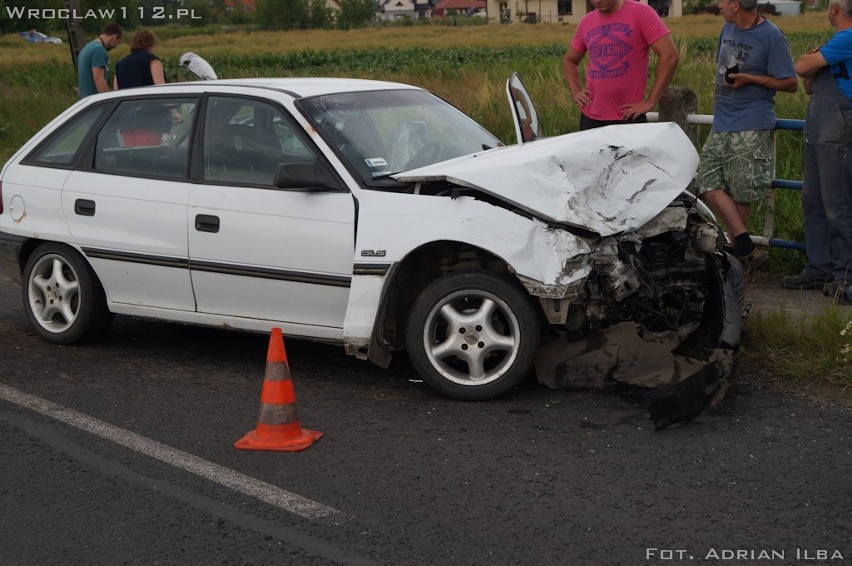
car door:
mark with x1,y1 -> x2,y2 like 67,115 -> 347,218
61,96 -> 199,311
187,95 -> 355,335
506,72 -> 542,144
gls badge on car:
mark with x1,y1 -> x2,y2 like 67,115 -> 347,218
360,249 -> 386,257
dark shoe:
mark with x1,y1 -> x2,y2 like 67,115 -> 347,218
782,273 -> 830,290
737,248 -> 768,274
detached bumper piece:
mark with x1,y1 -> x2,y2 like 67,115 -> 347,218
645,353 -> 732,430
536,252 -> 744,430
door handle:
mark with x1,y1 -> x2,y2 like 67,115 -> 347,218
195,214 -> 220,233
74,199 -> 96,216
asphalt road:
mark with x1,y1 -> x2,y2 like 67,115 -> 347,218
1,268 -> 850,565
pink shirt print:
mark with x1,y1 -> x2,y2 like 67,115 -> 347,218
570,0 -> 670,120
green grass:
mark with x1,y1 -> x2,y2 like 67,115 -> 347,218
742,307 -> 852,396
0,62 -> 78,160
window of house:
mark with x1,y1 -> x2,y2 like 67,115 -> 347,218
558,0 -> 572,15
93,98 -> 197,179
499,1 -> 511,22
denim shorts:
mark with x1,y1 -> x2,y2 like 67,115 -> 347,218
695,130 -> 773,204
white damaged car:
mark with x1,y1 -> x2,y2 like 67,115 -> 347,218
0,73 -> 743,427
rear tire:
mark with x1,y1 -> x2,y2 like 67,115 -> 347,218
22,243 -> 113,344
405,270 -> 540,401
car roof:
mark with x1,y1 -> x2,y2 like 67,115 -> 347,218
92,77 -> 422,100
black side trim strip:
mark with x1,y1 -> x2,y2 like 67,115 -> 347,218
81,247 -> 351,288
82,247 -> 189,268
189,260 -> 351,287
353,263 -> 392,276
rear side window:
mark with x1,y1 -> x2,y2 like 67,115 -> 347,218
25,106 -> 106,167
93,98 -> 197,180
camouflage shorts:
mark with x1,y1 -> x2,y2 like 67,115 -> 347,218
695,130 -> 774,204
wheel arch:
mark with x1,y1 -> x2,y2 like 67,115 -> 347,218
20,240 -> 113,344
17,239 -> 94,279
1,237 -> 64,284
19,238 -> 49,275
367,239 -> 543,366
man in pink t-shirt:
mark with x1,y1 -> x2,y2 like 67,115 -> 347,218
563,0 -> 679,130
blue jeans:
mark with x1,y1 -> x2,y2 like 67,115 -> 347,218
800,70 -> 852,283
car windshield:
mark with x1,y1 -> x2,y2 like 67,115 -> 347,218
298,89 -> 502,185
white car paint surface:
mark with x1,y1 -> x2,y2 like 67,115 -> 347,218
395,122 -> 699,237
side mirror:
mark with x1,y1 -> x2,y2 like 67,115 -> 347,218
273,161 -> 342,190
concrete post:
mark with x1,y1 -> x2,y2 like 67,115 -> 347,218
658,87 -> 698,148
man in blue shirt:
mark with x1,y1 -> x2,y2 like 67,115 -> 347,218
77,22 -> 123,98
783,0 -> 852,304
694,0 -> 797,274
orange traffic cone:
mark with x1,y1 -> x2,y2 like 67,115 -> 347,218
234,328 -> 322,452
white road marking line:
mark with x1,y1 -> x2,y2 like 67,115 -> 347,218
0,382 -> 343,521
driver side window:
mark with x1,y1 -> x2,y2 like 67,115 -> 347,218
203,96 -> 317,186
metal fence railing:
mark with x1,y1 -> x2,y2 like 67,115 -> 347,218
648,112 -> 806,252
766,118 -> 805,251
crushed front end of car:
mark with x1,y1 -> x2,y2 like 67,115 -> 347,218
531,195 -> 744,429
394,121 -> 744,426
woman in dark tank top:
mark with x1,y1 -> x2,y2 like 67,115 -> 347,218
114,29 -> 165,89
113,30 -> 174,146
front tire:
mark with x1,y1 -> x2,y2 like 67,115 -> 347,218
22,243 -> 113,344
405,271 -> 540,401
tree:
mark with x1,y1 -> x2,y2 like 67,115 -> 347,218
256,0 -> 309,30
337,0 -> 375,29
307,0 -> 334,29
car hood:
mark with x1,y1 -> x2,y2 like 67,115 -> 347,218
393,122 -> 699,236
